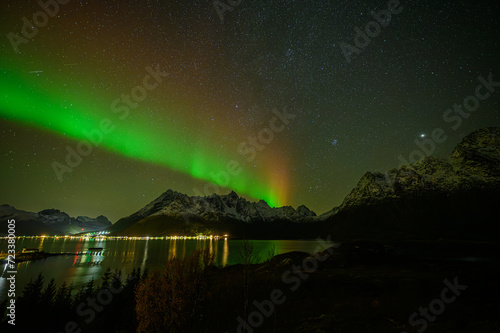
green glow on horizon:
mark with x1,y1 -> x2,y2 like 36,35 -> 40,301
0,71 -> 281,207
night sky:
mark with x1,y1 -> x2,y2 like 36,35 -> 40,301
1,0 -> 499,222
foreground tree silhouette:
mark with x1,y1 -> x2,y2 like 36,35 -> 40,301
135,249 -> 214,333
239,239 -> 259,333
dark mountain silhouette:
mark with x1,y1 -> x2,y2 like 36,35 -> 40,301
321,127 -> 500,240
0,205 -> 111,235
4,127 -> 498,240
108,127 -> 499,240
107,190 -> 317,238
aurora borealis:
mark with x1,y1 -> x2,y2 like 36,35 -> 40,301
1,0 -> 499,221
0,66 -> 285,207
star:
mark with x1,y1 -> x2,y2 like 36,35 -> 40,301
0,0 -> 497,224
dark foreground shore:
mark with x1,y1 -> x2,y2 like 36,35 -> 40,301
2,239 -> 499,333
206,239 -> 500,333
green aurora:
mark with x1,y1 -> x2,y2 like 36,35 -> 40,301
0,69 -> 281,207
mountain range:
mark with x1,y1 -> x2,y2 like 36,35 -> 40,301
3,127 -> 499,240
108,127 -> 500,240
0,205 -> 111,235
321,126 -> 500,240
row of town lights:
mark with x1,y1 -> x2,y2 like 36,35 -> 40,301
0,234 -> 228,240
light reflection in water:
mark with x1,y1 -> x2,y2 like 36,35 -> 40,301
141,239 -> 148,272
169,238 -> 177,259
0,238 -> 331,302
181,240 -> 186,258
39,236 -> 45,250
223,238 -> 228,267
73,240 -> 82,266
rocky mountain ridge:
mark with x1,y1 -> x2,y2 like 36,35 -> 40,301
3,127 -> 498,239
137,189 -> 316,223
107,189 -> 317,235
333,127 -> 499,212
110,127 -> 499,239
319,127 -> 500,240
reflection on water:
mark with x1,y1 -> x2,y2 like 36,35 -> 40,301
223,238 -> 228,265
169,238 -> 177,259
0,238 -> 333,302
141,239 -> 148,273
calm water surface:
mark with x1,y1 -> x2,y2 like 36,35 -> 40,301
0,238 -> 332,301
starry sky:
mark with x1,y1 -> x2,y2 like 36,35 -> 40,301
1,0 -> 499,222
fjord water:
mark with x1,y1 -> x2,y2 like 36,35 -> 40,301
0,238 -> 331,301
